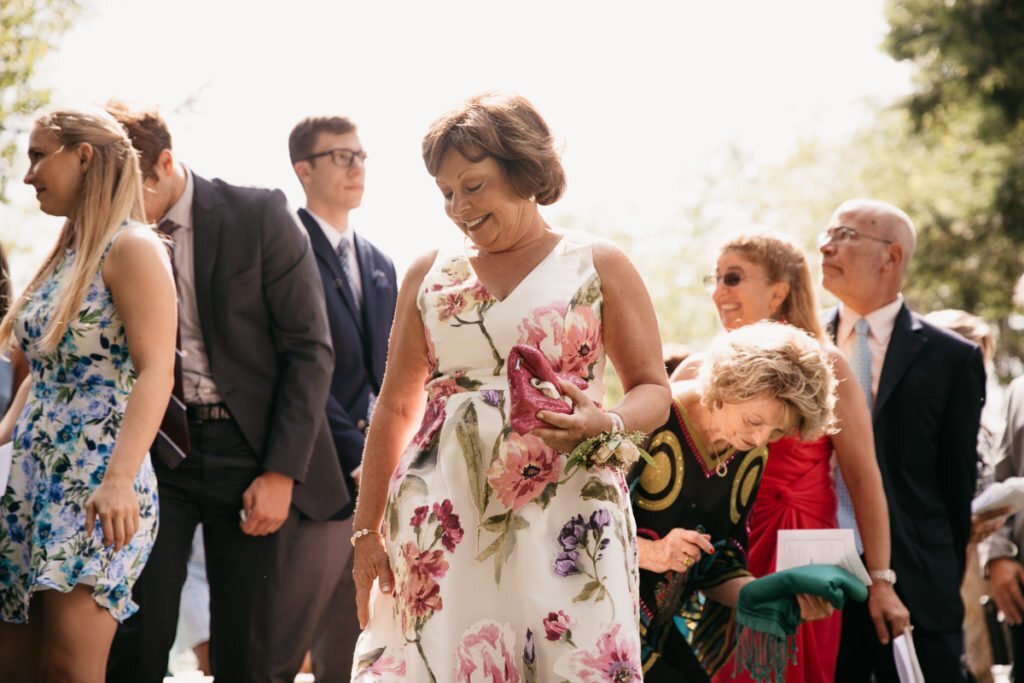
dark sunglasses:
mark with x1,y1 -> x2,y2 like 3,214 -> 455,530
702,271 -> 771,293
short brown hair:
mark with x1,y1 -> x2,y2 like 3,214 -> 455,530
105,100 -> 172,181
289,116 -> 357,164
422,93 -> 566,205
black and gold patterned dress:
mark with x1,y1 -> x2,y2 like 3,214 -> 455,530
630,397 -> 767,682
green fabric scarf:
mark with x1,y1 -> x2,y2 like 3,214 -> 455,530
734,564 -> 868,683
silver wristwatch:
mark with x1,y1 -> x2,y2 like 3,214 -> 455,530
868,568 -> 897,585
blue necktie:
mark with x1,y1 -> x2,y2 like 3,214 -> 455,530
835,318 -> 872,552
336,238 -> 361,313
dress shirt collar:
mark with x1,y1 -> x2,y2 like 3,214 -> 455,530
837,294 -> 904,346
163,166 -> 194,231
306,208 -> 354,252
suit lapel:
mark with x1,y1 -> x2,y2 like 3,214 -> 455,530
191,174 -> 224,354
876,304 -> 925,415
355,233 -> 378,333
299,209 -> 364,333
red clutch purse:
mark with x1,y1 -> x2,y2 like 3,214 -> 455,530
507,344 -> 588,435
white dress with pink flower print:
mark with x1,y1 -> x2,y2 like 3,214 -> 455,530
352,231 -> 642,683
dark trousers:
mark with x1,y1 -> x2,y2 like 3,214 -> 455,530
1011,622 -> 1024,681
252,516 -> 359,683
836,594 -> 966,683
107,420 -> 274,683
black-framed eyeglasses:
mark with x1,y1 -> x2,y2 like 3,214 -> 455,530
702,271 -> 771,293
816,225 -> 893,248
302,147 -> 368,168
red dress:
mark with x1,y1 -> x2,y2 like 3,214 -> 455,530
713,435 -> 843,683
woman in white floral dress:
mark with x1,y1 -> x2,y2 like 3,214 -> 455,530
350,93 -> 670,682
0,107 -> 176,681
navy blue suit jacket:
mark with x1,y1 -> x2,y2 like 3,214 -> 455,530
827,303 -> 985,632
298,209 -> 397,519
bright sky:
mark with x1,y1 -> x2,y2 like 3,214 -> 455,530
3,0 -> 912,283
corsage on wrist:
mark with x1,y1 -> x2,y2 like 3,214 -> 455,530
564,413 -> 654,471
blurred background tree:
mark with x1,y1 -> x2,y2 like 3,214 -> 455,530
0,0 -> 81,202
883,0 -> 1024,378
592,0 -> 1024,381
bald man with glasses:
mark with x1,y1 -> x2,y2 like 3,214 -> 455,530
820,198 -> 985,682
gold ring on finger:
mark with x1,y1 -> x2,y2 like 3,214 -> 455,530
683,556 -> 694,567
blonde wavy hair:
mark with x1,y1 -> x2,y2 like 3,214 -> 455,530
698,321 -> 838,440
718,232 -> 823,340
0,106 -> 146,354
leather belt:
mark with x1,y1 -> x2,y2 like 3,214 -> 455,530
186,403 -> 232,422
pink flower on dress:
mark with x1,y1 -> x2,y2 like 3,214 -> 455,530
424,325 -> 439,377
353,649 -> 407,681
562,306 -> 601,377
432,499 -> 464,553
543,610 -> 573,642
452,619 -> 521,683
401,541 -> 449,580
437,292 -> 469,321
410,505 -> 430,529
466,279 -> 492,305
411,398 -> 446,452
396,541 -> 448,633
486,432 -> 561,511
560,623 -> 641,683
517,303 -> 568,357
403,568 -> 442,622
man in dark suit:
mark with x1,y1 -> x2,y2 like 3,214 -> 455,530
248,115 -> 397,682
820,198 -> 985,682
104,102 -> 346,682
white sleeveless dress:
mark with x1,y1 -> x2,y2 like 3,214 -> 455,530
352,231 -> 642,682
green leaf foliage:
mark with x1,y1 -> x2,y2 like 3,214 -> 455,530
0,0 -> 81,202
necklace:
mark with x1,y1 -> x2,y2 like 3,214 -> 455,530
678,402 -> 736,478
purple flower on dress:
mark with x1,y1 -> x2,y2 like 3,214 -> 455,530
554,550 -> 580,577
589,509 -> 611,532
481,390 -> 502,407
524,628 -> 535,664
558,514 -> 588,551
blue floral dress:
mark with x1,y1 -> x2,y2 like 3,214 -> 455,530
0,230 -> 158,623
352,231 -> 641,682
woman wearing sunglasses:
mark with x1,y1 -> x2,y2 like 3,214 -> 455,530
690,233 -> 909,683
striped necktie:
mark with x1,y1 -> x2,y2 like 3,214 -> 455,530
336,238 -> 362,313
835,317 -> 872,552
153,219 -> 189,467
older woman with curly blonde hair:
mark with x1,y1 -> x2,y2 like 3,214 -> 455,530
632,321 -> 839,682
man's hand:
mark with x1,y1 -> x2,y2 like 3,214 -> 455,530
240,471 -> 294,536
971,506 -> 1012,543
989,557 -> 1024,625
867,581 -> 910,644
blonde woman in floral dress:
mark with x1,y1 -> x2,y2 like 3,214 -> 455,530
350,93 -> 670,682
0,107 -> 176,682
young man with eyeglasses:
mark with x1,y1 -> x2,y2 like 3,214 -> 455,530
252,115 -> 397,682
104,103 -> 345,683
820,198 -> 985,683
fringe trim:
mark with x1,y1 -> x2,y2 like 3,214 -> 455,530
733,624 -> 798,683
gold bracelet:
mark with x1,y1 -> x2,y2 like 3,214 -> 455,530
351,528 -> 383,547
